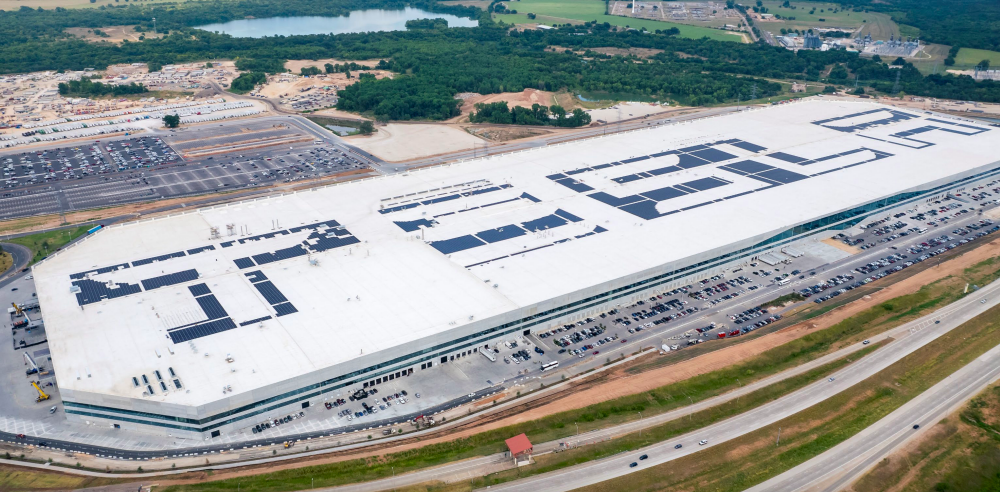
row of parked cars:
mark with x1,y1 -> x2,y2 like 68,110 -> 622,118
251,411 -> 306,434
566,335 -> 621,357
688,276 -> 754,301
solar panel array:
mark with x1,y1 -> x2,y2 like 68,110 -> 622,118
465,224 -> 609,268
72,279 -> 142,306
167,283 -> 239,344
140,269 -> 200,291
379,184 -> 513,215
813,108 -> 918,133
245,270 -> 299,319
70,263 -> 130,280
233,219 -> 360,270
430,208 -> 588,255
132,251 -> 187,267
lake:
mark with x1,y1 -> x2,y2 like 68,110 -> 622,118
196,8 -> 479,38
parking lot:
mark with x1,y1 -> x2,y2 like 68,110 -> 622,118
0,117 -> 379,221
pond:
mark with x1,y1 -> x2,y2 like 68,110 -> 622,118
196,7 -> 478,38
198,7 -> 479,38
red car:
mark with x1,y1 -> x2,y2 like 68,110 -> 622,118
593,351 -> 600,355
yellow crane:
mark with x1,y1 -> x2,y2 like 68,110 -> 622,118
11,302 -> 23,316
31,381 -> 49,403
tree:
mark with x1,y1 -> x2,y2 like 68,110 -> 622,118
358,120 -> 375,134
324,63 -> 335,73
980,59 -> 991,70
163,113 -> 180,128
205,62 -> 213,68
852,87 -> 865,95
823,85 -> 836,93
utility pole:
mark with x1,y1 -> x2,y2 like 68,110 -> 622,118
776,427 -> 782,446
891,69 -> 901,95
751,82 -> 758,101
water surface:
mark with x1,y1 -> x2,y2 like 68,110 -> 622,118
197,8 -> 478,37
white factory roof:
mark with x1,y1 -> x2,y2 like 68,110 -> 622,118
34,100 -> 999,405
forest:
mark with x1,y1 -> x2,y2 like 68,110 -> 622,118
0,0 -> 997,121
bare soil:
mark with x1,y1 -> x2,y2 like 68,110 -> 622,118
65,25 -> 163,44
458,89 -> 557,115
464,125 -> 553,142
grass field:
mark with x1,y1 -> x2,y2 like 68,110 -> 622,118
955,47 -> 1000,69
0,465 -> 115,490
0,250 -> 12,274
0,0 -> 189,10
753,1 -> 900,41
7,226 -> 90,265
580,285 -> 1000,492
493,0 -> 743,42
852,381 -> 1000,492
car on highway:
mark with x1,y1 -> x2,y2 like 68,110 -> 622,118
629,462 -> 638,468
639,454 -> 648,460
829,377 -> 836,382
674,444 -> 682,449
913,424 -> 920,429
698,440 -> 708,446
863,340 -> 870,345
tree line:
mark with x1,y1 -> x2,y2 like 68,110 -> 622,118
58,76 -> 147,96
469,102 -> 592,127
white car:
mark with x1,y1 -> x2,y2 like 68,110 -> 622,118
698,440 -> 708,446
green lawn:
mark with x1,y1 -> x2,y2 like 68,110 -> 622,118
8,226 -> 91,265
954,47 -> 1000,69
755,0 -> 896,38
493,0 -> 744,42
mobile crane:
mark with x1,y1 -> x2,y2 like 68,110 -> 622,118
24,352 -> 42,376
31,381 -> 49,403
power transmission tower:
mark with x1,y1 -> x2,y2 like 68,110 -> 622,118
891,70 -> 901,95
751,82 -> 758,101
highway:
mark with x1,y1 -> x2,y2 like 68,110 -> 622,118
750,332 -> 1000,491
433,277 -> 1000,492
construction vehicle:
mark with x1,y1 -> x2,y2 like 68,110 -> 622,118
11,301 -> 30,322
24,352 -> 42,376
31,381 -> 49,402
283,441 -> 293,449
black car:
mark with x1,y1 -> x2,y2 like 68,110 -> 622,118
639,454 -> 648,460
674,444 -> 683,449
629,462 -> 638,468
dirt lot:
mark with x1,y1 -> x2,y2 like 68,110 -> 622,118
65,25 -> 163,44
347,123 -> 486,162
458,89 -> 557,115
465,125 -> 555,142
282,58 -> 382,74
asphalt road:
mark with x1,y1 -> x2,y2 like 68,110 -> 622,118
751,334 -> 1000,491
0,387 -> 501,467
466,276 -> 1000,492
0,242 -> 30,288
